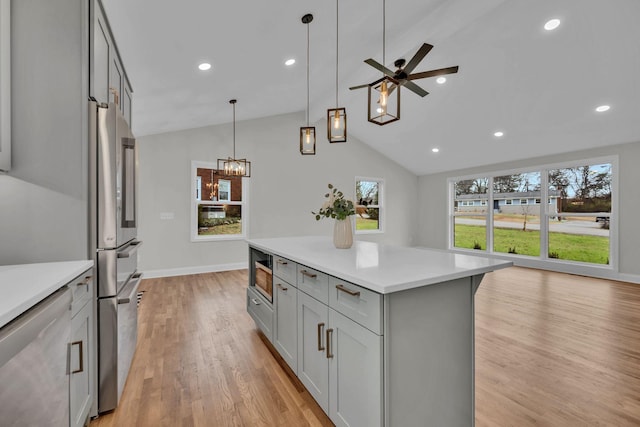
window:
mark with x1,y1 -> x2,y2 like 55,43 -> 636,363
191,161 -> 248,241
452,177 -> 488,251
449,157 -> 615,269
546,163 -> 612,264
355,178 -> 383,233
492,171 -> 541,257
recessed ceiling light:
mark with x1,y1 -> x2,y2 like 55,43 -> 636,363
285,58 -> 296,66
432,147 -> 440,153
544,18 -> 561,31
595,105 -> 610,113
436,77 -> 447,84
198,62 -> 211,71
494,131 -> 504,137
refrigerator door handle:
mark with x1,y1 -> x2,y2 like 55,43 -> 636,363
116,240 -> 142,258
117,273 -> 143,305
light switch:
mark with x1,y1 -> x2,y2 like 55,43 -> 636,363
160,212 -> 174,220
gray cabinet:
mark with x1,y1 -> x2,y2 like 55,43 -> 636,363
0,0 -> 10,172
246,286 -> 273,342
297,291 -> 329,412
69,270 -> 94,427
328,308 -> 382,427
90,0 -> 133,125
273,276 -> 297,372
297,281 -> 383,427
249,246 -> 384,426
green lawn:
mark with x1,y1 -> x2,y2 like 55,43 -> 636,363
454,224 -> 609,264
356,217 -> 379,230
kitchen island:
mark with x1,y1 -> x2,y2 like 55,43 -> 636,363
246,236 -> 512,427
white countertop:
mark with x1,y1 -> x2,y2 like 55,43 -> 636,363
0,260 -> 94,328
247,236 -> 512,294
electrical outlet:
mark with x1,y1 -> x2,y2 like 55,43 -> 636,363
160,212 -> 174,220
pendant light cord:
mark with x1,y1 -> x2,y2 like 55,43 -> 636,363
306,20 -> 310,127
335,0 -> 339,107
382,0 -> 386,67
232,101 -> 236,158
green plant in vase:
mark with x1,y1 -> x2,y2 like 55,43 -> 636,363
312,184 -> 355,248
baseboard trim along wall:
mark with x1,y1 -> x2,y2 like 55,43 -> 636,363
142,262 -> 248,279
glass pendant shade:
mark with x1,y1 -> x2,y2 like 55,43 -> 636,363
217,157 -> 251,177
300,126 -> 316,155
327,108 -> 347,143
368,77 -> 400,125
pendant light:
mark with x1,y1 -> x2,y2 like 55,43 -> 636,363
368,0 -> 400,125
217,99 -> 251,177
300,13 -> 316,155
327,0 -> 347,142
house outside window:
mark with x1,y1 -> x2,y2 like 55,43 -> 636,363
191,161 -> 248,241
355,177 -> 383,233
449,157 -> 615,270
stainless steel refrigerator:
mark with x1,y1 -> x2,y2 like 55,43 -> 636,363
89,99 -> 142,413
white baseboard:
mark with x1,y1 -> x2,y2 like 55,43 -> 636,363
141,262 -> 248,279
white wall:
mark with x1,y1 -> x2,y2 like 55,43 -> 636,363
138,111 -> 418,276
416,140 -> 640,282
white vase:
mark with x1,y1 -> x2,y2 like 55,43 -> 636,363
333,216 -> 353,249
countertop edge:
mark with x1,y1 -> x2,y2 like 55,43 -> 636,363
0,260 -> 94,329
247,237 -> 513,294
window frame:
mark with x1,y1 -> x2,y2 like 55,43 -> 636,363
355,176 -> 384,234
447,155 -> 618,275
190,160 -> 249,242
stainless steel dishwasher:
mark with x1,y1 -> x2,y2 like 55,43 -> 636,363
0,287 -> 72,426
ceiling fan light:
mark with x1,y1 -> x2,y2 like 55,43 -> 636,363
368,77 -> 400,126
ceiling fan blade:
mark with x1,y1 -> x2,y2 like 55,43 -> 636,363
364,59 -> 396,78
403,43 -> 433,74
407,66 -> 459,81
402,80 -> 429,97
351,76 -> 387,91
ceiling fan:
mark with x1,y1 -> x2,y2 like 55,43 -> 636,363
349,43 -> 459,97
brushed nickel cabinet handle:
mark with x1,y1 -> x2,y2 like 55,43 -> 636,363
301,270 -> 317,279
317,322 -> 325,351
326,328 -> 334,359
276,259 -> 288,265
71,340 -> 84,374
251,298 -> 261,306
277,283 -> 288,292
336,284 -> 361,297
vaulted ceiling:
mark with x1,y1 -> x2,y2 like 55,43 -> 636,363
101,0 -> 640,175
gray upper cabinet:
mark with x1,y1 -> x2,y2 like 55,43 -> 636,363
90,0 -> 133,126
0,0 -> 11,172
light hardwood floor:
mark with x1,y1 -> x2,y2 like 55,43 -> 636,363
91,267 -> 640,426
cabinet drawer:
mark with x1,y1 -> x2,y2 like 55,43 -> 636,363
247,287 -> 273,343
297,266 -> 329,305
69,269 -> 94,317
328,277 -> 382,335
273,256 -> 297,285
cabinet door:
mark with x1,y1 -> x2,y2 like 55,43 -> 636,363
274,279 -> 298,373
297,291 -> 329,412
91,1 -> 111,104
109,56 -> 123,108
123,82 -> 132,126
328,309 -> 383,427
70,301 -> 92,427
